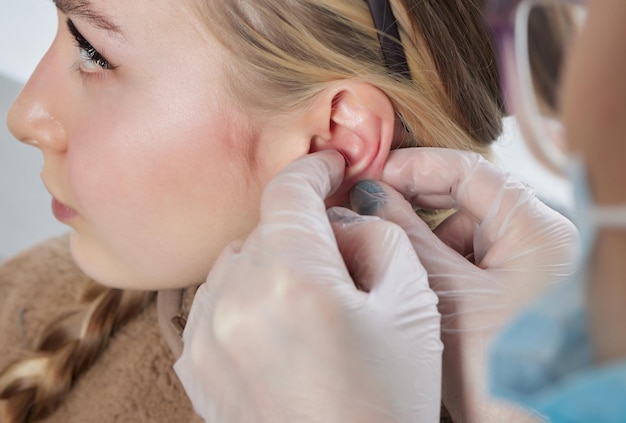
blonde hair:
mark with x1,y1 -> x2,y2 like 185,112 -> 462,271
0,284 -> 154,422
192,0 -> 503,153
1,0 -> 502,421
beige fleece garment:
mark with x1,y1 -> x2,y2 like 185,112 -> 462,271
0,235 -> 456,423
0,235 -> 203,423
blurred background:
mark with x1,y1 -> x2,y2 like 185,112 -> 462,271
0,0 -> 65,261
0,0 -> 573,262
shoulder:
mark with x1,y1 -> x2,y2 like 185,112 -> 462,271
0,234 -> 92,354
0,236 -> 202,422
0,233 -> 89,299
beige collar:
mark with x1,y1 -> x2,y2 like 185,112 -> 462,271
157,288 -> 195,360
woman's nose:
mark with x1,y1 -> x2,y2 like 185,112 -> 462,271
7,46 -> 68,153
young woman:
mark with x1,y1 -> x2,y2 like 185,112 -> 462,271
0,0 -> 503,421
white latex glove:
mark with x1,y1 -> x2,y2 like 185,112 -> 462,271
349,148 -> 580,423
174,150 -> 443,423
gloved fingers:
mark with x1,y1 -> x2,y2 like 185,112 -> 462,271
350,179 -> 463,267
185,245 -> 291,380
381,148 -> 480,209
326,207 -> 382,294
196,232 -> 355,370
346,176 -> 474,260
186,236 -> 366,421
349,180 -> 427,233
380,148 -> 578,269
258,150 -> 345,242
433,209 -> 477,259
175,242 -> 255,420
382,148 -> 577,268
242,150 -> 357,279
382,148 -> 533,230
185,238 -> 262,349
349,180 -> 485,296
329,205 -> 443,422
328,206 -> 437,309
192,240 -> 302,357
238,222 -> 353,289
350,178 -> 485,273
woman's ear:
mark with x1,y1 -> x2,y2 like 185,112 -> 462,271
309,81 -> 396,205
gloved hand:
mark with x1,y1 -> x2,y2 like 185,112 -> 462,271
174,150 -> 443,423
350,147 -> 580,423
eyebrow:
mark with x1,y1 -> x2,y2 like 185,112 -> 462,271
52,0 -> 125,39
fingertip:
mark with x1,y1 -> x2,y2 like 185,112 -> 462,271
350,180 -> 387,216
259,151 -> 347,232
350,179 -> 418,224
313,149 -> 348,165
314,150 -> 348,192
263,151 -> 346,208
307,150 -> 348,183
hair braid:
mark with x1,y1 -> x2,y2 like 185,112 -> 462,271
0,284 -> 155,422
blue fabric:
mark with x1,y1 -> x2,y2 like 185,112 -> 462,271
489,274 -> 626,422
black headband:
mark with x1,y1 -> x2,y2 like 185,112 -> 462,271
365,0 -> 411,79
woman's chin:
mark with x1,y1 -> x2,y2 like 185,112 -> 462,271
69,232 -> 144,290
70,231 -> 213,291
68,232 -> 204,291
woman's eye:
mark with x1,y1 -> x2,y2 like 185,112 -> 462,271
78,44 -> 111,71
67,19 -> 114,73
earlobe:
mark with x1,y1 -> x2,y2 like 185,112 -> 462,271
309,82 -> 396,204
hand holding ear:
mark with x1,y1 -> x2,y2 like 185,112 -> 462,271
350,147 -> 579,423
174,151 -> 443,423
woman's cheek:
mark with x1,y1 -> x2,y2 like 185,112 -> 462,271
65,142 -> 257,287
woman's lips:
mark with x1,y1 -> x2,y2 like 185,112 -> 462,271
51,198 -> 78,222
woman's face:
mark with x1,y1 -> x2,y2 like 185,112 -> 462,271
7,0 -> 307,289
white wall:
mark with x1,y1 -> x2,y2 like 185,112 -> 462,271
0,0 -> 65,260
0,0 -> 57,83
